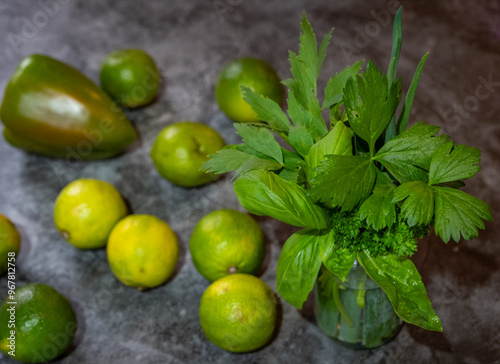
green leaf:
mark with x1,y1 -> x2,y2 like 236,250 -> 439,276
321,60 -> 364,110
234,169 -> 330,229
310,155 -> 377,211
374,122 -> 449,183
282,148 -> 303,170
344,61 -> 400,154
304,121 -> 353,182
276,228 -> 324,309
428,141 -> 481,185
283,52 -> 314,110
318,229 -> 356,281
393,181 -> 435,226
433,187 -> 493,243
357,251 -> 443,332
359,170 -> 397,230
234,123 -> 283,164
387,7 -> 402,84
396,53 -> 429,134
288,125 -> 314,157
241,86 -> 290,132
203,148 -> 282,177
286,89 -> 326,142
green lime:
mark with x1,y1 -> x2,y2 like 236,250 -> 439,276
215,57 -> 284,123
190,209 -> 265,282
54,179 -> 128,249
150,122 -> 226,187
100,49 -> 161,108
199,273 -> 277,352
0,283 -> 77,363
0,215 -> 21,275
107,215 -> 179,289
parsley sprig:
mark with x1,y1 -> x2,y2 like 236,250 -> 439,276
203,9 -> 492,332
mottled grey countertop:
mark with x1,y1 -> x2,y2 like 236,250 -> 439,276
0,0 -> 499,363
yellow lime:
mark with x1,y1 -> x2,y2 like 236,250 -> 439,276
100,49 -> 161,108
199,273 -> 277,352
0,283 -> 77,363
215,57 -> 284,123
54,179 -> 128,249
107,214 -> 179,289
0,215 -> 21,275
150,122 -> 225,187
190,209 -> 265,281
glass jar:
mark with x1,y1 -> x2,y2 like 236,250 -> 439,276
314,260 -> 402,349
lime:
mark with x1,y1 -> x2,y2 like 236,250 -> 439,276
0,215 -> 21,275
100,49 -> 161,108
0,283 -> 77,363
190,209 -> 265,282
150,122 -> 225,187
54,179 -> 127,249
107,214 -> 179,289
199,273 -> 277,352
215,57 -> 284,123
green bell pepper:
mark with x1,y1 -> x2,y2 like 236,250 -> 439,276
0,54 -> 138,159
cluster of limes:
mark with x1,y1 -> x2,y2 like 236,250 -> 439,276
0,50 -> 284,361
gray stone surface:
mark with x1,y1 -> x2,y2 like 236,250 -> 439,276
0,0 -> 499,363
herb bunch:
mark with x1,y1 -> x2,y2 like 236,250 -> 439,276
203,9 -> 492,332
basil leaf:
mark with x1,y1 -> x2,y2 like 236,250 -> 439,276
357,251 -> 443,332
318,229 -> 355,282
234,123 -> 283,164
276,228 -> 325,309
234,169 -> 330,229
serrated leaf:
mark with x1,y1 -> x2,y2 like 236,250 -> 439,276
310,155 -> 377,211
203,148 -> 282,176
284,52 -> 314,110
276,228 -> 324,309
318,230 -> 355,282
286,89 -> 327,142
359,170 -> 397,230
393,180 -> 434,226
344,61 -> 400,153
428,142 -> 481,185
397,53 -> 429,134
234,123 -> 283,164
321,60 -> 364,110
304,121 -> 353,182
375,122 -> 449,183
241,86 -> 290,132
358,251 -> 442,332
289,125 -> 314,157
234,169 -> 330,229
433,187 -> 492,243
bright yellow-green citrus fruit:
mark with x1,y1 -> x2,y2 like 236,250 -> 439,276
54,179 -> 127,249
100,49 -> 161,108
150,122 -> 225,187
199,273 -> 277,352
107,214 -> 179,289
215,57 -> 284,123
190,209 -> 265,282
0,283 -> 77,363
0,215 -> 21,275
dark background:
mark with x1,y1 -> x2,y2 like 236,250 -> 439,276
0,0 -> 499,363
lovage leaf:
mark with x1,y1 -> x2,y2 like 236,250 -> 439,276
234,169 -> 330,229
318,229 -> 356,282
288,125 -> 315,157
234,123 -> 283,164
357,251 -> 443,332
393,180 -> 435,227
359,170 -> 397,230
304,121 -> 353,182
321,60 -> 364,110
433,187 -> 493,243
343,61 -> 400,154
374,122 -> 449,183
203,148 -> 282,177
286,88 -> 327,142
310,155 -> 377,211
276,228 -> 327,309
241,87 -> 291,132
428,141 -> 481,186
